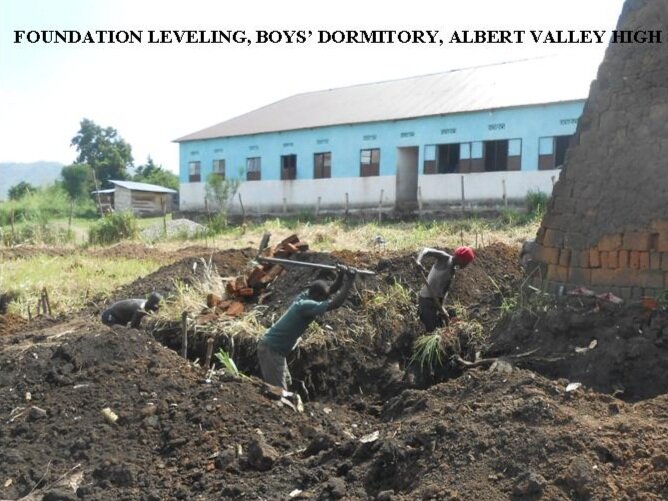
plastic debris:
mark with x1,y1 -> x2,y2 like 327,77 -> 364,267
566,382 -> 582,393
359,430 -> 380,443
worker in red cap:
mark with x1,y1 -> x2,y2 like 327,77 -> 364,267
416,246 -> 475,332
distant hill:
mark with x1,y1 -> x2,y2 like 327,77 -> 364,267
0,162 -> 64,200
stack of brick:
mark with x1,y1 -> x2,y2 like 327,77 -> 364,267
204,234 -> 310,317
531,0 -> 668,299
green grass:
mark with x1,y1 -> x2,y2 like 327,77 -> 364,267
0,255 -> 161,316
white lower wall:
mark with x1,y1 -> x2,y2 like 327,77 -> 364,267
419,170 -> 561,205
180,176 -> 397,213
179,170 -> 561,213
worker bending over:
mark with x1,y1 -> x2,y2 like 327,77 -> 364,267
258,265 -> 356,390
101,292 -> 162,328
416,246 -> 475,332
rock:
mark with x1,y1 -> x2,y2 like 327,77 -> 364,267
42,490 -> 77,501
563,457 -> 595,498
304,433 -> 335,457
247,438 -> 279,471
214,447 -> 237,471
143,415 -> 159,428
513,471 -> 547,496
27,406 -> 47,421
325,476 -> 346,499
376,490 -> 395,501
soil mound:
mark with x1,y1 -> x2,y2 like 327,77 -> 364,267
490,294 -> 668,401
1,326 -> 666,500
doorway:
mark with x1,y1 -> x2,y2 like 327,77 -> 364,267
396,146 -> 419,208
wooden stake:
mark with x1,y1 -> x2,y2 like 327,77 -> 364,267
27,305 -> 32,321
42,287 -> 52,316
460,176 -> 466,214
378,189 -> 384,223
315,196 -> 321,218
238,192 -> 245,219
502,179 -> 507,208
344,193 -> 349,218
181,311 -> 188,359
161,198 -> 167,235
205,338 -> 214,369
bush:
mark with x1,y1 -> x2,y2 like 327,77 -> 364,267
88,211 -> 139,245
526,190 -> 549,216
0,222 -> 74,246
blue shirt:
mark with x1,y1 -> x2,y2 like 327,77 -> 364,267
261,292 -> 330,356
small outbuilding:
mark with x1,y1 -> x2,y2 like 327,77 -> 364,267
94,180 -> 177,217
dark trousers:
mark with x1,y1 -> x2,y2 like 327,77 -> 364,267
418,296 -> 444,333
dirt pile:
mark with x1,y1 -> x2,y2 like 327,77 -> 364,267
1,325 -> 666,500
490,293 -> 668,401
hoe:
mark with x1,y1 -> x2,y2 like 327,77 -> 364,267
255,232 -> 376,276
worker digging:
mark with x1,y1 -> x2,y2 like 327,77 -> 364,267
257,264 -> 357,390
416,246 -> 475,332
101,291 -> 163,328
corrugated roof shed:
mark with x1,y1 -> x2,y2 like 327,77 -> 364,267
109,180 -> 177,194
176,56 -> 595,142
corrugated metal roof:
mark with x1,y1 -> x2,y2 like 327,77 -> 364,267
110,180 -> 177,193
176,56 -> 595,142
91,189 -> 115,194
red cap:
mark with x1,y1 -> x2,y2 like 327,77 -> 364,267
454,246 -> 475,265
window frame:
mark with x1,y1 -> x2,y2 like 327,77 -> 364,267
281,154 -> 297,181
188,161 -> 201,182
313,152 -> 332,179
359,148 -> 380,177
246,157 -> 261,181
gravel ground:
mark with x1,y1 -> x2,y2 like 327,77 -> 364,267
141,218 -> 205,241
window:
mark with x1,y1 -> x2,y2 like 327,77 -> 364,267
424,144 -> 462,174
188,161 -> 201,182
246,157 -> 261,181
554,135 -> 572,167
360,148 -> 380,177
314,152 -> 331,179
281,154 -> 297,180
484,140 -> 509,172
538,135 -> 573,170
212,159 -> 225,180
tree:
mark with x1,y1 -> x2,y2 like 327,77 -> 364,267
205,172 -> 240,227
133,156 -> 179,191
61,164 -> 91,201
70,118 -> 133,187
8,181 -> 36,200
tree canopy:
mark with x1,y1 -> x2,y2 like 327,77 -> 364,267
61,164 -> 92,200
70,118 -> 133,188
133,157 -> 179,191
8,181 -> 36,200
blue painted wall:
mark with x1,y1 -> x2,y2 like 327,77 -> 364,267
179,101 -> 584,183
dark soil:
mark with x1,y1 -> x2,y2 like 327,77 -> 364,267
1,241 -> 667,500
490,294 -> 668,401
1,326 -> 666,500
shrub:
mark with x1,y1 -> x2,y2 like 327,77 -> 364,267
526,190 -> 549,216
88,211 -> 139,245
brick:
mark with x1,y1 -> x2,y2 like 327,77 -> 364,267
639,252 -> 651,270
568,267 -> 591,285
589,248 -> 601,268
564,232 -> 587,250
623,232 -> 652,251
658,234 -> 668,252
619,250 -> 630,268
579,251 -> 590,269
590,268 -> 616,286
543,229 -> 565,248
608,251 -> 619,269
559,249 -> 571,267
630,251 -> 641,269
650,252 -> 662,270
547,265 -> 568,282
536,246 -> 560,265
639,271 -> 664,289
662,253 -> 668,272
599,252 -> 609,269
598,233 -> 622,251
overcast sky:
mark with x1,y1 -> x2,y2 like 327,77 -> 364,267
0,0 -> 626,173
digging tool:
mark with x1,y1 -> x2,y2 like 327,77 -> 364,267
416,262 -> 451,326
255,233 -> 375,276
257,256 -> 376,276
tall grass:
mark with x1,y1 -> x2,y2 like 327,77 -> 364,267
0,255 -> 160,316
